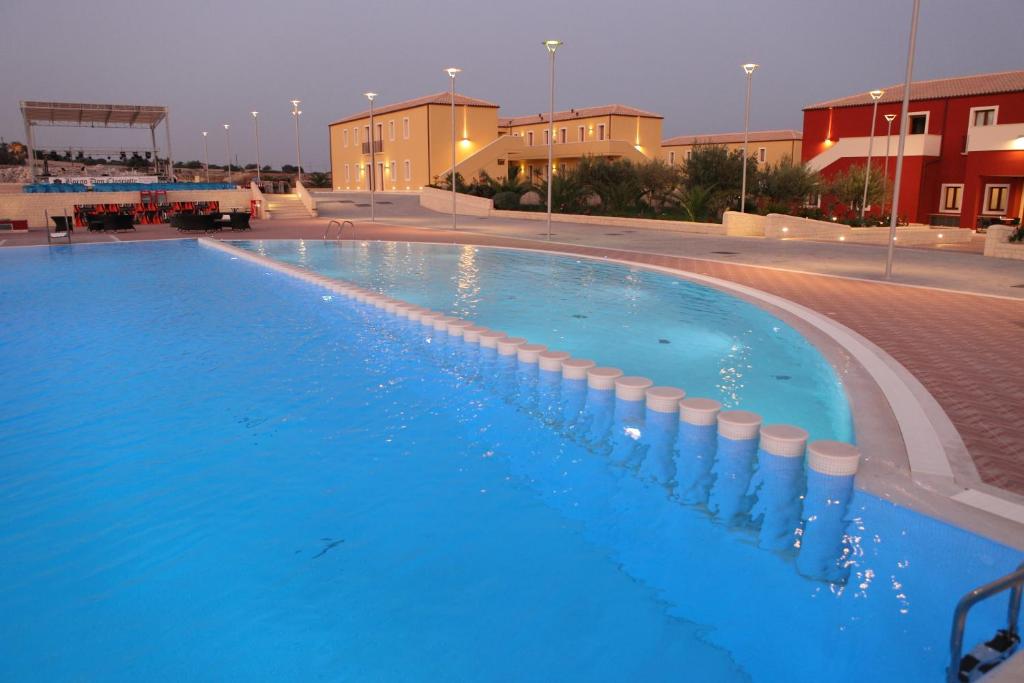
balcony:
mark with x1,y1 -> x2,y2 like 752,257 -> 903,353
806,134 -> 942,171
965,123 -> 1024,153
361,140 -> 383,154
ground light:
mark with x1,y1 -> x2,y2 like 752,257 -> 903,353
446,67 -> 462,231
740,63 -> 759,213
544,40 -> 563,241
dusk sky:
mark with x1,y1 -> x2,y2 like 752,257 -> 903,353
1,0 -> 1021,171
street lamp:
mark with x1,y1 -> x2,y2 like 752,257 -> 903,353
882,113 -> 896,216
223,123 -> 232,184
446,67 -> 462,231
860,89 -> 884,219
290,100 -> 303,186
544,39 -> 563,240
885,0 -> 920,280
364,92 -> 377,222
251,111 -> 262,184
740,63 -> 759,213
201,131 -> 209,183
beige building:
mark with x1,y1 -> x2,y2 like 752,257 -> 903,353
328,95 -> 663,191
661,129 -> 802,167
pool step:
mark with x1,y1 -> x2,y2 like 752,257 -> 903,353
265,193 -> 314,220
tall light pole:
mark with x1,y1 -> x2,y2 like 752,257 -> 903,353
860,89 -> 884,219
740,63 -> 759,213
224,124 -> 232,184
201,131 -> 209,183
544,39 -> 562,241
251,111 -> 262,184
446,67 -> 462,231
885,0 -> 920,280
290,99 -> 303,186
364,92 -> 377,222
882,113 -> 896,216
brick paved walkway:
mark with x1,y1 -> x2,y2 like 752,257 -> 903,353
5,221 -> 1023,494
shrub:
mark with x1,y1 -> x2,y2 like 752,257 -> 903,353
493,191 -> 520,210
1009,226 -> 1024,243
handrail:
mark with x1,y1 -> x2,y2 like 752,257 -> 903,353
323,220 -> 353,240
948,561 -> 1024,683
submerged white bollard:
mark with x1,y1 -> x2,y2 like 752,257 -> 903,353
560,358 -> 596,430
419,311 -> 444,328
561,358 -> 596,380
637,386 -> 685,483
537,351 -> 570,423
749,424 -> 808,551
674,398 -> 722,504
517,343 -> 547,364
433,316 -> 459,332
609,376 -> 654,466
582,367 -> 623,448
796,440 -> 861,583
406,307 -> 427,322
446,320 -> 474,337
496,336 -> 526,356
479,330 -> 507,349
463,326 -> 488,344
538,350 -> 570,373
707,410 -> 763,525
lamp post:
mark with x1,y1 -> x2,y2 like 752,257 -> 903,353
202,131 -> 209,183
885,0 -> 920,280
882,113 -> 896,215
223,124 -> 232,184
740,63 -> 759,213
445,67 -> 462,231
251,111 -> 262,184
860,89 -> 884,219
543,39 -> 562,240
364,92 -> 377,222
290,100 -> 303,186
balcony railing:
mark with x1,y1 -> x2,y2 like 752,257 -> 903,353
361,140 -> 383,154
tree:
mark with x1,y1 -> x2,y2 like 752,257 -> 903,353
673,185 -> 716,222
576,156 -> 642,215
0,140 -> 27,165
635,159 -> 682,212
826,162 -> 886,214
757,156 -> 821,209
304,172 -> 331,188
682,144 -> 757,215
537,167 -> 588,214
281,164 -> 297,173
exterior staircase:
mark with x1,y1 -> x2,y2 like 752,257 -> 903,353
266,193 -> 314,220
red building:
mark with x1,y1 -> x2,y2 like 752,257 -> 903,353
802,70 -> 1024,229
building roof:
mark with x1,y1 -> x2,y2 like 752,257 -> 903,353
803,69 -> 1024,110
662,129 -> 802,146
20,100 -> 168,128
329,92 -> 500,125
498,104 -> 663,127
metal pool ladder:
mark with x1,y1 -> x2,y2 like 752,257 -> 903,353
948,561 -> 1023,682
323,220 -> 353,240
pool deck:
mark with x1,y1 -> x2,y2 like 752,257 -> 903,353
4,216 -> 1023,507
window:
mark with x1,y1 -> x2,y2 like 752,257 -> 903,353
403,117 -> 410,139
597,124 -> 606,141
983,184 -> 1010,214
375,122 -> 383,141
578,126 -> 585,142
804,193 -> 822,208
669,151 -> 676,165
343,129 -> 349,147
388,120 -> 395,141
389,160 -> 396,183
344,163 -> 350,182
970,106 -> 997,127
403,159 -> 411,181
686,150 -> 692,160
543,130 -> 549,145
758,147 -> 767,163
353,127 -> 359,143
527,131 -> 534,146
908,113 -> 928,135
363,125 -> 370,145
559,128 -> 567,144
939,183 -> 963,213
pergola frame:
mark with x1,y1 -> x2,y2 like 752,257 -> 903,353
20,100 -> 173,182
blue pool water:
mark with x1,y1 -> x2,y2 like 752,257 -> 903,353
240,239 -> 853,444
0,240 -> 1019,682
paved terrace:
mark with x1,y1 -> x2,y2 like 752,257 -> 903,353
3,201 -> 1023,500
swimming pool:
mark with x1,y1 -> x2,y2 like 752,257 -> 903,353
239,239 -> 853,444
0,240 -> 1019,682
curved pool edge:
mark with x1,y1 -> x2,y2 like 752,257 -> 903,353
207,236 -> 1024,549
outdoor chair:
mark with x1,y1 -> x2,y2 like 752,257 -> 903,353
214,212 -> 252,231
170,213 -> 218,232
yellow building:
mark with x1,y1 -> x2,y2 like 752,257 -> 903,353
661,129 -> 802,167
328,92 -> 500,191
329,95 -> 663,191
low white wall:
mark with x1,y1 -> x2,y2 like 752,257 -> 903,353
294,180 -> 319,217
0,188 -> 251,227
722,211 -> 766,236
984,225 -> 1024,260
489,209 -> 727,235
419,186 -> 493,217
765,213 -> 973,244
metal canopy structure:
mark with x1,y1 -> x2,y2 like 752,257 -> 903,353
20,100 -> 173,181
